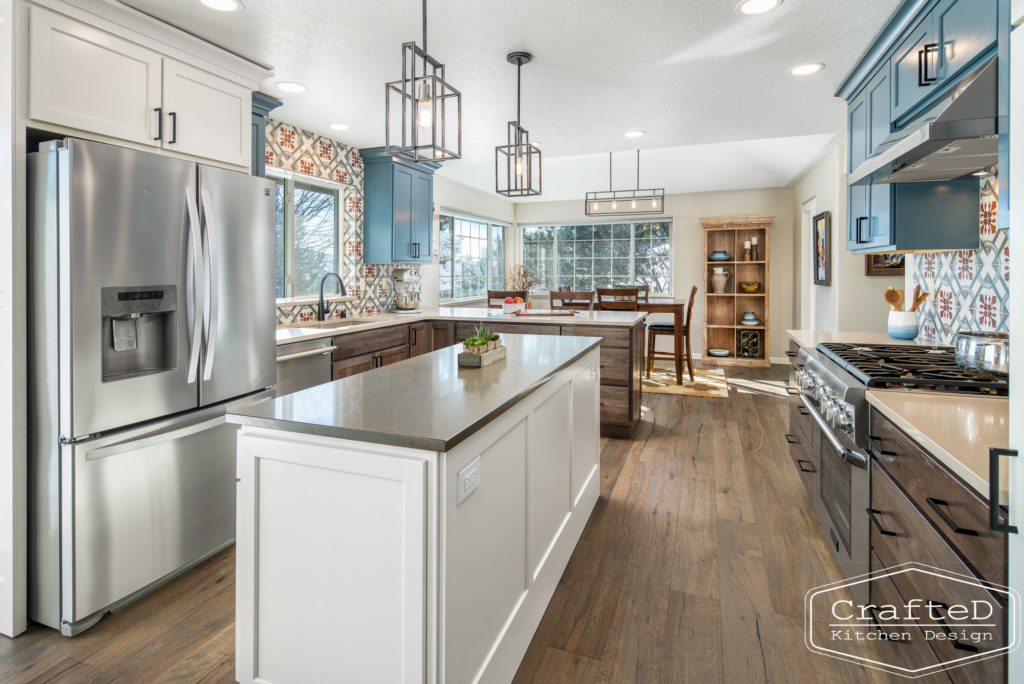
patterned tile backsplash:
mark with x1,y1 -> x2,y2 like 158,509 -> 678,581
265,118 -> 422,325
906,175 -> 1008,345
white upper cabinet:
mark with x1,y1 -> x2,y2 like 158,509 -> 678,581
162,59 -> 250,167
29,6 -> 162,147
28,5 -> 259,168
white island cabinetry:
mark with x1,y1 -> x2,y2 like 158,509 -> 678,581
232,336 -> 601,683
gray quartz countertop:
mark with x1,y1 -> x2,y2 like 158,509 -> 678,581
230,333 -> 602,452
276,307 -> 647,345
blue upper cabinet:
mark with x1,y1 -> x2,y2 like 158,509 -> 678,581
848,64 -> 892,174
362,148 -> 438,264
935,0 -> 998,81
848,90 -> 868,173
890,16 -> 937,123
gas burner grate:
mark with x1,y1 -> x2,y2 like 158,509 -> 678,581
815,342 -> 1008,396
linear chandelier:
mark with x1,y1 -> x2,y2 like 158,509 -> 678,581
385,0 -> 462,162
495,51 -> 541,197
585,150 -> 665,216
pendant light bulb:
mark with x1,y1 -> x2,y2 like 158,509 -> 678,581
611,200 -> 618,210
631,198 -> 637,209
592,201 -> 599,212
651,198 -> 658,208
416,80 -> 433,129
515,155 -> 524,178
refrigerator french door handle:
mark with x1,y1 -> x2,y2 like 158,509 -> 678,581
185,186 -> 203,384
201,188 -> 219,381
84,416 -> 225,461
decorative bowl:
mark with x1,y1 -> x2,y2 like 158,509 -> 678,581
708,250 -> 732,261
738,281 -> 760,293
707,348 -> 731,358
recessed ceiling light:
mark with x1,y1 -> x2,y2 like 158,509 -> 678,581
276,81 -> 307,94
625,130 -> 645,138
200,0 -> 244,12
330,123 -> 350,131
789,63 -> 824,76
736,0 -> 781,15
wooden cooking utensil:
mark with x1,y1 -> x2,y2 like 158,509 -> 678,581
895,289 -> 905,311
910,291 -> 929,312
883,287 -> 900,311
910,284 -> 920,310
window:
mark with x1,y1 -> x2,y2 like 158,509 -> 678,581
521,220 -> 672,294
439,214 -> 508,301
272,173 -> 343,298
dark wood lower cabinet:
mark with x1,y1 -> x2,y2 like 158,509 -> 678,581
332,345 -> 409,379
429,321 -> 455,351
409,322 -> 430,357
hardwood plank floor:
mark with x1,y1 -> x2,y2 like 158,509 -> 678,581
1,364 -> 893,683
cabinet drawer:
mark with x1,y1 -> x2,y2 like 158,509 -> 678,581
333,352 -> 376,380
869,552 -> 949,679
786,412 -> 815,499
560,325 -> 629,348
599,386 -> 629,424
870,464 -> 1005,682
869,408 -> 1005,586
599,346 -> 629,386
333,325 -> 408,360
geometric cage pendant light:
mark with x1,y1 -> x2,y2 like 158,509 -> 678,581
585,150 -> 665,216
385,0 -> 462,163
495,51 -> 541,196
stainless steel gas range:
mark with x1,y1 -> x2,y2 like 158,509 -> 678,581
790,342 -> 1008,603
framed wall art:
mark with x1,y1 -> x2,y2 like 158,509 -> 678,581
864,253 -> 905,276
812,211 -> 831,286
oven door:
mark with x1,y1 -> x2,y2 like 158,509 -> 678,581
801,395 -> 870,603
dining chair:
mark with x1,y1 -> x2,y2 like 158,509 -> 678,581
596,287 -> 639,311
646,285 -> 697,381
486,290 -> 528,308
550,290 -> 595,311
615,284 -> 649,302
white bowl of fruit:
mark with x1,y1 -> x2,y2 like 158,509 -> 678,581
502,296 -> 526,313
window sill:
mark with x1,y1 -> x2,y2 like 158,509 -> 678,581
276,294 -> 358,306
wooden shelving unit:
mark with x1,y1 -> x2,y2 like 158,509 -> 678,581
700,215 -> 773,367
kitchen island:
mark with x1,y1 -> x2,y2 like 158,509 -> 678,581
278,307 -> 647,436
229,334 -> 602,684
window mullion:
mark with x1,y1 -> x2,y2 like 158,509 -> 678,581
286,179 -> 296,298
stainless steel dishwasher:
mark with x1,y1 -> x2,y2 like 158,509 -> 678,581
276,337 -> 335,395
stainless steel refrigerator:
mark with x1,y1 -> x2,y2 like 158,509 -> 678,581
28,138 -> 276,635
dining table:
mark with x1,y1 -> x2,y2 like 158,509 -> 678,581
640,297 -> 691,385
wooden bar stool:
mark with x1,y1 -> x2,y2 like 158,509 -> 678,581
486,290 -> 528,308
596,287 -> 639,311
647,285 -> 697,382
550,290 -> 595,311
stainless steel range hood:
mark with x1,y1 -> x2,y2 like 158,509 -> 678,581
848,59 -> 998,186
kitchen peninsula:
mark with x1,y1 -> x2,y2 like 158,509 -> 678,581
229,334 -> 601,684
277,306 -> 647,436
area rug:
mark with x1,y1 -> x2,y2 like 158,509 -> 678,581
641,367 -> 729,398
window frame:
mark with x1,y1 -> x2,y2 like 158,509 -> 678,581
268,168 -> 347,301
438,211 -> 511,304
518,218 -> 674,296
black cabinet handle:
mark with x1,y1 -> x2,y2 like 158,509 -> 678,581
931,602 -> 980,652
168,112 -> 177,144
866,435 -> 895,458
785,433 -> 800,445
926,497 -> 979,536
855,217 -> 869,244
785,350 -> 798,358
918,42 -> 939,86
867,508 -> 898,536
989,447 -> 1018,533
798,407 -> 811,416
153,107 -> 162,141
797,459 -> 816,473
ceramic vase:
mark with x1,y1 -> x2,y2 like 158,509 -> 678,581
711,271 -> 730,294
887,311 -> 919,340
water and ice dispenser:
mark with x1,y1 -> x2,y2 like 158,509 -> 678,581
100,285 -> 177,382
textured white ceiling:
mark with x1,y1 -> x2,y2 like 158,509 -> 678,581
119,0 -> 900,199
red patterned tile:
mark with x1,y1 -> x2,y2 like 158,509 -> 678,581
976,293 -> 999,329
298,158 -> 315,175
317,139 -> 334,161
955,250 -> 974,281
364,264 -> 377,279
980,198 -> 998,236
334,168 -> 349,184
278,126 -> 298,151
350,150 -> 363,170
347,196 -> 363,214
937,287 -> 954,322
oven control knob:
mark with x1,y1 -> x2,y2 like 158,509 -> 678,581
837,406 -> 854,433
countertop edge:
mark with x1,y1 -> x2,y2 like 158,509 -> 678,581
278,311 -> 648,345
234,336 -> 604,452
865,390 -> 994,502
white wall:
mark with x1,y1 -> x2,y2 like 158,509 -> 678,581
0,0 -> 26,637
790,140 -> 901,334
514,188 -> 796,361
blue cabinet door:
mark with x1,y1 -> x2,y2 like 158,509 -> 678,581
392,165 -> 414,261
865,182 -> 895,251
847,183 -> 870,251
848,90 -> 868,173
935,0 -> 998,80
409,170 -> 432,263
866,66 -> 891,157
891,17 -> 938,123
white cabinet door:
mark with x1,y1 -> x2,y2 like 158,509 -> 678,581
162,58 -> 250,166
28,6 -> 162,146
